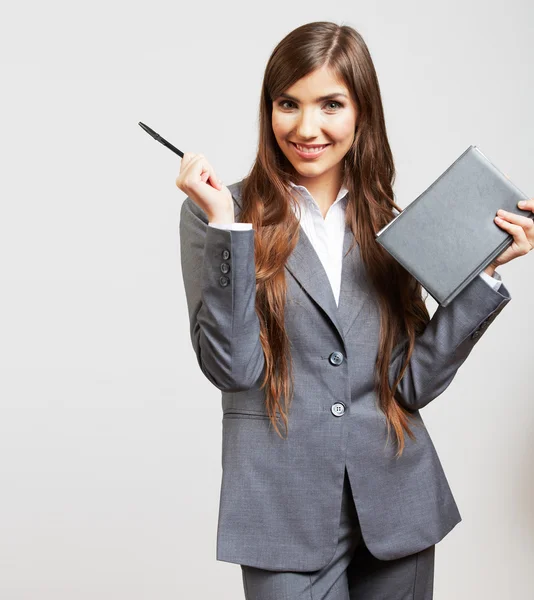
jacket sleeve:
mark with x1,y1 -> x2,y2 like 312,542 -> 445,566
179,196 -> 265,392
388,272 -> 512,411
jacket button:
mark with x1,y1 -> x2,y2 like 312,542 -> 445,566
222,249 -> 230,260
329,351 -> 344,366
471,329 -> 481,340
220,262 -> 230,274
331,402 -> 346,417
219,276 -> 229,287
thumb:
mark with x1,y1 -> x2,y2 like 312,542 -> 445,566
208,169 -> 223,190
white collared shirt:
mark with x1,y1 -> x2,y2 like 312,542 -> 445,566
208,183 -> 502,305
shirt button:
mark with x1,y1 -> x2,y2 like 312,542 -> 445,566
220,262 -> 230,274
222,249 -> 230,260
219,276 -> 229,287
331,402 -> 346,417
329,351 -> 344,366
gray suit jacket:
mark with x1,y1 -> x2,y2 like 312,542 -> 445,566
179,178 -> 512,571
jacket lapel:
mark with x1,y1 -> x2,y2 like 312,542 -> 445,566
337,225 -> 372,339
230,181 -> 371,344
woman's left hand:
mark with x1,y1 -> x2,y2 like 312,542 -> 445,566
489,198 -> 534,270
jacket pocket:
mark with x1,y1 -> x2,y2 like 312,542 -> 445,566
223,409 -> 280,421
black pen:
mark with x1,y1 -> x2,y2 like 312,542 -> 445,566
138,122 -> 184,157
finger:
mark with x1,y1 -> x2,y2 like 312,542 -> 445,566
184,154 -> 208,177
207,165 -> 222,189
517,198 -> 534,211
190,156 -> 221,189
177,152 -> 197,184
182,153 -> 205,170
177,154 -> 206,189
197,157 -> 215,185
179,154 -> 223,191
186,156 -> 222,189
495,209 -> 534,229
494,218 -> 532,253
180,151 -> 198,167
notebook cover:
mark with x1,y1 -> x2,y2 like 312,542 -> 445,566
375,145 -> 533,306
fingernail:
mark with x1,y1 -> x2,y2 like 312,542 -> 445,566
519,200 -> 526,207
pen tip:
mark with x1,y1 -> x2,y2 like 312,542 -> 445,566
139,122 -> 156,137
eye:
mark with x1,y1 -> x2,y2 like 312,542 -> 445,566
277,100 -> 344,111
278,100 -> 295,109
326,101 -> 343,110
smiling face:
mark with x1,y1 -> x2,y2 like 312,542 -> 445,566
272,65 -> 359,191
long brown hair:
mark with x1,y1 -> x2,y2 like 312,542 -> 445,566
237,21 -> 430,458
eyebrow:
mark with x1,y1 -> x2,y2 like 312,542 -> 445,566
278,92 -> 349,102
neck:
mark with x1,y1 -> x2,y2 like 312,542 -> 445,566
294,170 -> 345,217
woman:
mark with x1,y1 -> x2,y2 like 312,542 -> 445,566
176,21 -> 533,600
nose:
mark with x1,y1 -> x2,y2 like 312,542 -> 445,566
295,108 -> 320,139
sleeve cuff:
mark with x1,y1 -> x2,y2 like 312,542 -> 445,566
208,222 -> 253,231
479,270 -> 502,291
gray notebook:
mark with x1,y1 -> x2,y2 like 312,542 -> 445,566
375,145 -> 533,306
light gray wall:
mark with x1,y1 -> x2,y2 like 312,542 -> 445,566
1,1 -> 532,598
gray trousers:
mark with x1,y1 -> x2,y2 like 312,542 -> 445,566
240,467 -> 435,600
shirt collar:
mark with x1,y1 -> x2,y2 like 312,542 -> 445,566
289,180 -> 349,206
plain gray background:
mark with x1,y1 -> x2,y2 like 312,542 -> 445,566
1,1 -> 533,598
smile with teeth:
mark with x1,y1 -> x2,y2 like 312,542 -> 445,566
292,143 -> 330,153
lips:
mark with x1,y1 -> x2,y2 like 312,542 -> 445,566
290,142 -> 331,159
291,142 -> 330,150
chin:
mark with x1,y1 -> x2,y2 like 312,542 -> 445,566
295,163 -> 334,177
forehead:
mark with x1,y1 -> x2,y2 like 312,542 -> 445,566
282,65 -> 348,97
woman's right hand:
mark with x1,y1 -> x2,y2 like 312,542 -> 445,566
175,152 -> 234,223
